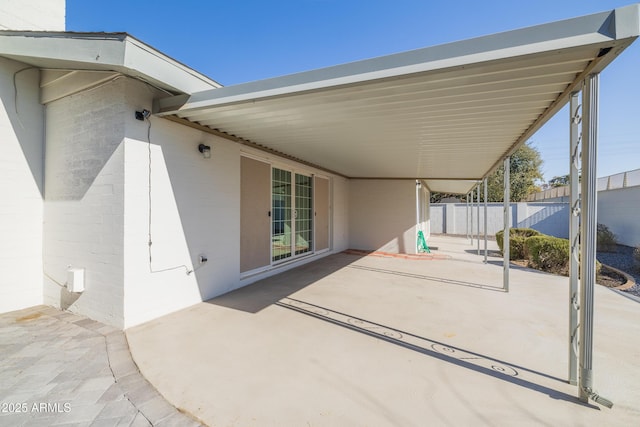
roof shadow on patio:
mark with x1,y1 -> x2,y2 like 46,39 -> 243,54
277,297 -> 597,409
205,253 -> 365,313
485,259 -> 563,276
347,264 -> 505,292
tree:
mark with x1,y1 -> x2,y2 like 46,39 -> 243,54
485,142 -> 544,202
548,174 -> 570,188
430,142 -> 544,203
430,193 -> 461,203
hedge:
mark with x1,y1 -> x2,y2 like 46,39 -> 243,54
522,235 -> 602,276
523,235 -> 569,274
496,228 -> 542,260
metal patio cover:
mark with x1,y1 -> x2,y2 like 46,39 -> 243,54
158,5 -> 640,194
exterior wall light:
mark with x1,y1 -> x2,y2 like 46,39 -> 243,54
135,109 -> 150,121
198,143 -> 211,158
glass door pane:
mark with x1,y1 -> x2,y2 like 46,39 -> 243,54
272,168 -> 292,261
294,174 -> 313,255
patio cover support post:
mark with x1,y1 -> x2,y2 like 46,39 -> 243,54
467,193 -> 471,242
568,90 -> 581,386
484,177 -> 488,263
426,188 -> 431,240
470,192 -> 474,245
477,183 -> 480,255
578,74 -> 611,407
416,180 -> 421,247
503,156 -> 510,292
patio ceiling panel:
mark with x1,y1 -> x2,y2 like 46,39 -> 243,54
157,5 -> 640,194
178,54 -> 591,120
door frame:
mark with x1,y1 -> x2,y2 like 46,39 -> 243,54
240,151 -> 333,279
314,174 -> 331,253
270,165 -> 315,265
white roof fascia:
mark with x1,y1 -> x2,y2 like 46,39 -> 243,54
122,36 -> 220,94
613,3 -> 640,39
0,31 -> 220,94
161,5 -> 640,114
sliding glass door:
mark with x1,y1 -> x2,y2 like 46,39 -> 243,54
272,167 -> 313,262
294,174 -> 313,255
272,168 -> 292,261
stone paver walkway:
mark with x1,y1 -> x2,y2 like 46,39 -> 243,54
0,305 -> 202,427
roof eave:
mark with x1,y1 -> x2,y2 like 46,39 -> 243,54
0,31 -> 220,94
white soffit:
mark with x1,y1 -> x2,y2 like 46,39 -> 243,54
158,5 -> 639,193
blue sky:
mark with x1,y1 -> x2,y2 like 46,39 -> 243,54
66,0 -> 639,182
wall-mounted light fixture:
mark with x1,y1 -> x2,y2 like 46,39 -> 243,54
135,109 -> 150,121
198,143 -> 211,159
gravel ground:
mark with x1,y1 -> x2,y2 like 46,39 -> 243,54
597,244 -> 640,299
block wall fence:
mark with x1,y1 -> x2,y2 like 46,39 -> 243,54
431,193 -> 640,248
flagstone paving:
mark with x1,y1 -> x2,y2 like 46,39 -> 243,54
0,306 -> 201,427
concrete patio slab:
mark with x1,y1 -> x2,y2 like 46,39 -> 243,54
127,235 -> 640,426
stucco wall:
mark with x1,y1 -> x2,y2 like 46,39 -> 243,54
0,57 -> 44,313
43,77 -> 126,327
35,72 -> 353,328
348,180 -> 417,253
0,0 -> 65,31
598,186 -> 640,247
121,79 -> 352,327
122,79 -> 242,328
332,176 -> 350,252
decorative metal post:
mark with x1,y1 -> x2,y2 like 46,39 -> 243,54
569,90 -> 581,386
578,74 -> 612,407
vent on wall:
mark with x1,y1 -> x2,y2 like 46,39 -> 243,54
66,268 -> 85,293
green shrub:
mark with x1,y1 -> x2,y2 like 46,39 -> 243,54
596,223 -> 617,252
523,236 -> 602,277
524,235 -> 570,274
496,228 -> 542,260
